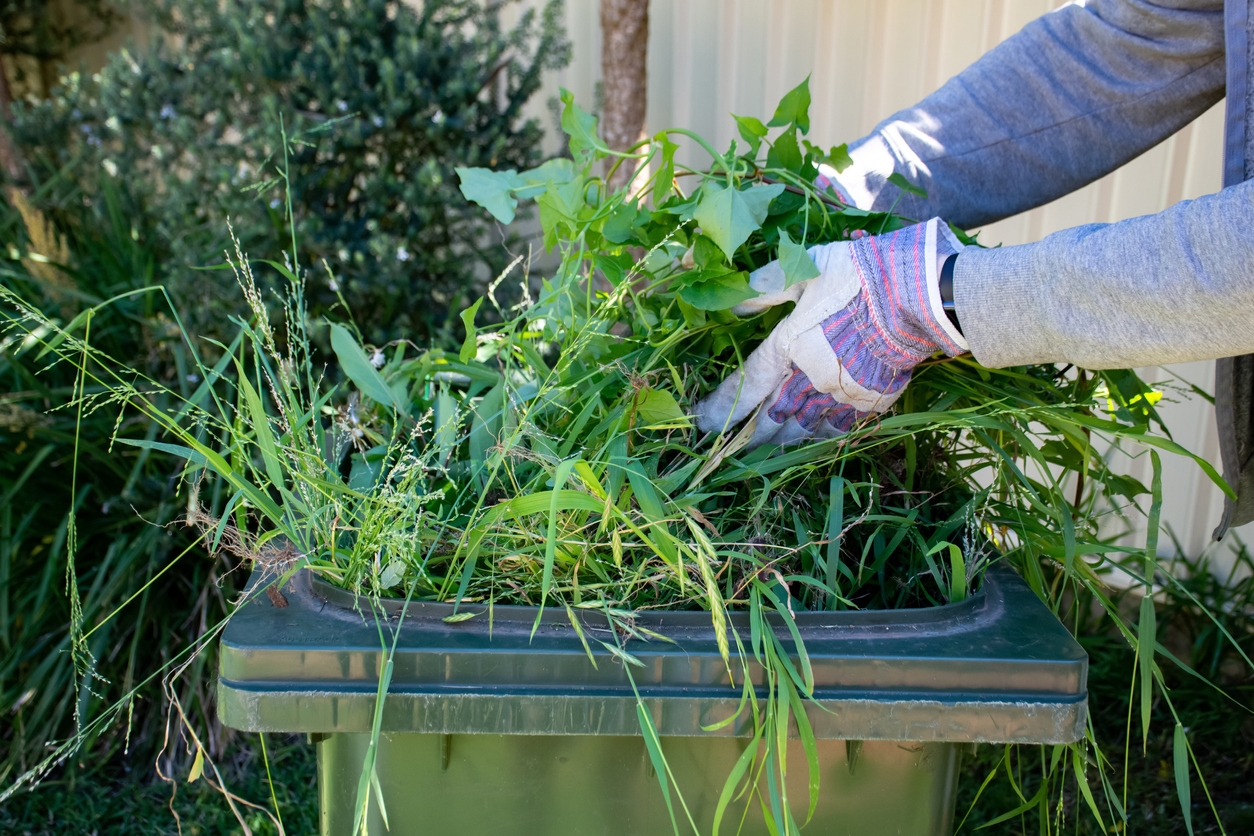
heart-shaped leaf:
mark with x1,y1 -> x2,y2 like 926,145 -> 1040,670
694,182 -> 785,261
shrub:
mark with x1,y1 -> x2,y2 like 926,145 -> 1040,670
7,0 -> 569,346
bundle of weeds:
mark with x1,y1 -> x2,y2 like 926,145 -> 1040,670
2,86 -> 1245,833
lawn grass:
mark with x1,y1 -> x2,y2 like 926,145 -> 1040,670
0,734 -> 317,836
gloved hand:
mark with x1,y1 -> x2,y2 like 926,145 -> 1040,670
695,218 -> 968,449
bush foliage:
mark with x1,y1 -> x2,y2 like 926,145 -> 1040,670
8,0 -> 568,345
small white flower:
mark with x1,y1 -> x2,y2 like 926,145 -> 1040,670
102,159 -> 118,177
396,246 -> 410,262
337,100 -> 348,111
159,103 -> 175,119
186,374 -> 200,383
370,349 -> 386,368
270,198 -> 281,208
372,115 -> 384,127
105,115 -> 120,132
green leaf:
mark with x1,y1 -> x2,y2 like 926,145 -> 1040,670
234,362 -> 285,491
634,388 -> 686,425
443,611 -> 479,624
636,702 -> 678,833
459,297 -> 483,363
713,726 -> 762,835
469,382 -> 504,482
515,158 -> 577,198
329,323 -> 402,413
1138,594 -> 1156,749
767,76 -> 812,134
679,271 -> 757,310
378,560 -> 404,589
692,234 -> 723,270
694,182 -> 786,261
886,171 -> 927,198
1173,723 -> 1194,836
602,201 -> 647,244
826,143 -> 853,174
654,132 -> 680,202
778,229 -> 819,289
115,438 -> 208,468
537,177 -> 586,251
765,129 -> 802,172
1070,745 -> 1105,831
455,167 -> 523,224
541,459 -> 581,608
947,543 -> 967,602
733,115 -> 768,156
559,87 -> 602,157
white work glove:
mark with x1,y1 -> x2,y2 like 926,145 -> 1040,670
695,218 -> 968,449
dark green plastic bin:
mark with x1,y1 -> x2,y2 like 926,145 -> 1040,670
218,565 -> 1087,835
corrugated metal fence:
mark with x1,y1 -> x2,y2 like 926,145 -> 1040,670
506,0 -> 1246,577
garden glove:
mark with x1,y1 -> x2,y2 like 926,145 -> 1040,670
694,218 -> 968,449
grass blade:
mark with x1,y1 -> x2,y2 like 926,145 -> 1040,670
1174,723 -> 1194,836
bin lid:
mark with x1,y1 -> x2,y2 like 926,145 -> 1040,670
218,563 -> 1086,743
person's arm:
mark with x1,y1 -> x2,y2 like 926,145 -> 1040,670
956,179 -> 1254,369
837,0 -> 1225,227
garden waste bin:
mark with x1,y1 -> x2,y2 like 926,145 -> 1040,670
218,564 -> 1087,835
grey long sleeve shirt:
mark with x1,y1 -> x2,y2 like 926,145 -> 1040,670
838,0 -> 1251,369
835,0 -> 1254,532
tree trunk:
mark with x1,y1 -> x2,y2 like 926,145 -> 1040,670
600,0 -> 648,193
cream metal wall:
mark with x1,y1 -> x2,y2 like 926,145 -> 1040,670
513,0 -> 1247,576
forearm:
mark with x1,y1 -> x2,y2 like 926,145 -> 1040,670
837,0 -> 1224,227
955,181 -> 1254,369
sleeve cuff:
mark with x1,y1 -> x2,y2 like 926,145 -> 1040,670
923,218 -> 969,353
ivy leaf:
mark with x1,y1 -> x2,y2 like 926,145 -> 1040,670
456,167 -> 523,224
827,143 -> 854,174
635,388 -> 687,425
679,270 -> 757,310
459,297 -> 483,363
733,115 -> 768,156
887,171 -> 927,198
559,87 -> 603,157
778,229 -> 820,288
766,129 -> 802,173
766,76 -> 811,134
694,182 -> 785,261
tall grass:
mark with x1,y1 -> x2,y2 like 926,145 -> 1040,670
0,178 -> 239,789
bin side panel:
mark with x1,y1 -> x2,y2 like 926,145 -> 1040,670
317,732 -> 960,836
